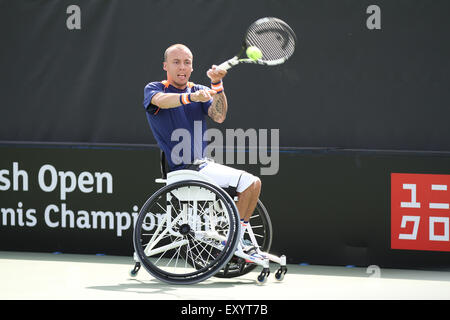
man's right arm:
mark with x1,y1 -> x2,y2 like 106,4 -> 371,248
151,92 -> 186,109
151,90 -> 217,109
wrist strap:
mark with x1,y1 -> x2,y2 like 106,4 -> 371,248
211,81 -> 224,94
180,93 -> 191,105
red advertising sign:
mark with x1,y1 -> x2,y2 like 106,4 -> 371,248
391,173 -> 450,252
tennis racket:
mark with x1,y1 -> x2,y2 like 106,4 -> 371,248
217,17 -> 297,71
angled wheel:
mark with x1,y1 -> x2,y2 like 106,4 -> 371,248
133,180 -> 240,284
214,199 -> 273,278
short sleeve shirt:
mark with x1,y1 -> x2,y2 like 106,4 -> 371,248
143,81 -> 212,171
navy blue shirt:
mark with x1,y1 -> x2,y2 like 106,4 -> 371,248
143,80 -> 212,171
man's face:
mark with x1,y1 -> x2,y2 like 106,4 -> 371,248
163,47 -> 193,89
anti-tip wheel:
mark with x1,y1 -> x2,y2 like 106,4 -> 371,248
129,270 -> 138,277
274,266 -> 287,282
274,271 -> 284,281
256,268 -> 270,285
129,262 -> 141,277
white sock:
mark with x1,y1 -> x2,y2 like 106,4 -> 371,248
240,219 -> 248,240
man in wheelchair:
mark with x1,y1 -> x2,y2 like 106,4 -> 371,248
142,44 -> 262,246
134,44 -> 286,284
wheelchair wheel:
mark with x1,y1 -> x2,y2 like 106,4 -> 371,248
133,180 -> 240,284
215,199 -> 273,278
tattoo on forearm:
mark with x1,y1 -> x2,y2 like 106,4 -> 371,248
210,94 -> 226,121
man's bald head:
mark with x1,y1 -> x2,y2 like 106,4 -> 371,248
164,44 -> 193,62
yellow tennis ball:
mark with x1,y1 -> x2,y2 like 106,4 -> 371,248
246,46 -> 263,60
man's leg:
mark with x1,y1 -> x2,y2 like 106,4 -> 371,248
197,161 -> 262,234
235,178 -> 261,221
235,178 -> 261,247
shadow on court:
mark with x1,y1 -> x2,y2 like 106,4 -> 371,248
86,276 -> 256,298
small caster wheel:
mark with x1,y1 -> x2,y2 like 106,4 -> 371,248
256,268 -> 270,285
275,266 -> 287,282
129,262 -> 141,277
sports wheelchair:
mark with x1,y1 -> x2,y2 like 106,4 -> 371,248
130,152 -> 287,285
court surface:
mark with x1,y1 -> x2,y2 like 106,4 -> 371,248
1,251 -> 449,300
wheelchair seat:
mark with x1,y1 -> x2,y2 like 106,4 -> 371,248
158,151 -> 238,198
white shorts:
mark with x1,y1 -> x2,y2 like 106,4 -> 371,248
196,159 -> 259,193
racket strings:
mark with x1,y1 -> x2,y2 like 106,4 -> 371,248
246,18 -> 296,62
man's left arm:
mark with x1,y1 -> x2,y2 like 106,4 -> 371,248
207,65 -> 228,124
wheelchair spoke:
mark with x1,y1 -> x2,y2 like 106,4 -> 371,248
152,238 -> 186,264
170,244 -> 182,270
145,214 -> 183,255
190,237 -> 217,263
185,237 -> 197,271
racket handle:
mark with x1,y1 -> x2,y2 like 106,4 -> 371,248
216,61 -> 232,71
216,56 -> 239,71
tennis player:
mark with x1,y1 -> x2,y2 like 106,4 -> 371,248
143,44 -> 261,242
